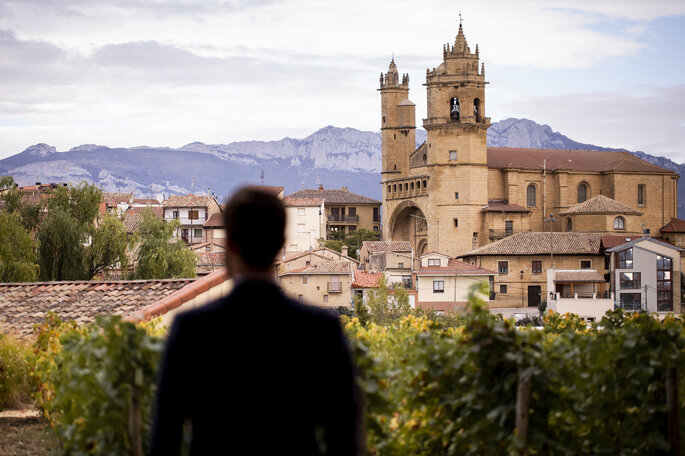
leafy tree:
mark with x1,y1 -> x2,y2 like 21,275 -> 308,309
85,215 -> 130,278
0,212 -> 38,282
132,211 -> 196,279
359,274 -> 411,326
323,228 -> 380,260
37,182 -> 129,281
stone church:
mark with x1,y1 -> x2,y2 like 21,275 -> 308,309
381,23 -> 679,258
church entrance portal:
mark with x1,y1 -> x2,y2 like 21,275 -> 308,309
389,203 -> 428,255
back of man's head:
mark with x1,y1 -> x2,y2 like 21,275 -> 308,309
223,187 -> 286,270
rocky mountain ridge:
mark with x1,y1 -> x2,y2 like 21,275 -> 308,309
1,118 -> 682,216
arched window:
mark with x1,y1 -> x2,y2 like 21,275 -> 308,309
404,183 -> 408,191
526,184 -> 536,207
387,185 -> 391,193
566,218 -> 572,232
614,216 -> 625,230
423,154 -> 427,163
578,183 -> 588,203
393,184 -> 397,192
410,182 -> 414,190
423,180 -> 427,188
450,97 -> 460,121
473,98 -> 481,122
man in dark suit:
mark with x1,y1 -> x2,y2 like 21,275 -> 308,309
149,187 -> 359,455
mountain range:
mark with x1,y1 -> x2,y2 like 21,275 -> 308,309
1,118 -> 683,217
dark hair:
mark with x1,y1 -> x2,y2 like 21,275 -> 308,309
223,187 -> 286,269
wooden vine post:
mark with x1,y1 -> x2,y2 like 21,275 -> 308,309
666,366 -> 680,456
515,365 -> 531,447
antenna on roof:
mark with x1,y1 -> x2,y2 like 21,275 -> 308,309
260,170 -> 264,184
459,11 -> 462,26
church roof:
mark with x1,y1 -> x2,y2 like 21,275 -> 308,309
487,148 -> 676,175
481,200 -> 530,213
559,195 -> 642,216
459,232 -> 603,257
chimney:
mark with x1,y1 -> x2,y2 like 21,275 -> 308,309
341,245 -> 349,257
342,186 -> 348,192
318,184 -> 324,191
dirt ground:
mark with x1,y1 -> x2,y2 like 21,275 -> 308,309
0,417 -> 61,456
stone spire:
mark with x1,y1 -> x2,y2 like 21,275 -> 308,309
380,57 -> 408,89
453,22 -> 470,55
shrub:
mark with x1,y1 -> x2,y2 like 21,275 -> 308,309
0,333 -> 36,410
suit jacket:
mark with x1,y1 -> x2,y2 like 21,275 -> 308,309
149,279 -> 358,455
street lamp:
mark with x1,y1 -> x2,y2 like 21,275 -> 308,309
520,269 -> 525,307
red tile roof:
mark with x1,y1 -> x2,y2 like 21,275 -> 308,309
559,195 -> 642,215
461,232 -> 603,256
287,188 -> 381,204
280,260 -> 352,275
660,217 -> 685,233
163,194 -> 218,208
363,241 -> 413,253
481,200 -> 531,213
132,198 -> 161,205
600,235 -> 642,249
351,271 -> 382,288
487,147 -> 676,174
203,212 -> 223,228
196,251 -> 225,265
418,259 -> 496,276
283,197 -> 324,207
554,271 -> 606,283
0,279 -> 194,338
130,269 -> 229,322
128,206 -> 163,216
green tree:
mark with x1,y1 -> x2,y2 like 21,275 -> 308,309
323,228 -> 380,260
363,274 -> 411,325
132,211 -> 196,279
37,182 -> 129,281
0,212 -> 38,282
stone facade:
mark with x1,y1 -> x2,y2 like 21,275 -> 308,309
381,24 -> 679,259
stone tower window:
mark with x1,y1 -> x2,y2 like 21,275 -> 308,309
474,98 -> 481,122
410,182 -> 414,190
566,218 -> 572,232
526,184 -> 536,207
578,183 -> 588,203
637,185 -> 645,205
613,216 -> 625,230
450,97 -> 460,121
449,150 -> 457,161
423,154 -> 427,163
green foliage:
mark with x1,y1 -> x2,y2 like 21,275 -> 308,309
0,211 -> 38,282
85,214 -> 129,278
0,333 -> 36,411
347,286 -> 685,455
33,315 -> 164,455
323,229 -> 380,260
361,275 -> 411,326
132,211 -> 196,279
353,294 -> 371,327
37,183 -> 130,281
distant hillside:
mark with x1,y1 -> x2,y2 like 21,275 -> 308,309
1,119 -> 682,217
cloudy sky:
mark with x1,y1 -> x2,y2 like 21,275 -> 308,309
1,0 -> 684,162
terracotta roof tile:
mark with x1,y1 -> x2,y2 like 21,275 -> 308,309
279,260 -> 352,275
203,212 -> 223,228
128,206 -> 163,216
600,235 -> 642,249
460,232 -> 603,256
163,194 -> 218,208
481,200 -> 531,213
418,259 -> 496,276
554,270 -> 606,283
283,197 -> 324,207
196,251 -> 225,265
559,195 -> 642,215
363,241 -> 413,253
351,271 -> 382,288
287,188 -> 381,204
0,279 -> 194,338
660,217 -> 685,233
487,147 -> 675,174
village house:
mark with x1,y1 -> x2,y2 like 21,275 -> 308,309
162,194 -> 222,245
276,246 -> 359,275
659,217 -> 685,250
282,196 -> 326,253
546,268 -> 613,322
287,185 -> 381,239
351,270 -> 383,303
359,240 -> 415,288
459,232 -> 605,309
277,260 -> 354,308
417,252 -> 495,312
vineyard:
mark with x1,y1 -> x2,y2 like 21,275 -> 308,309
2,285 -> 685,455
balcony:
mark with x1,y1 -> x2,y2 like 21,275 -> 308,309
489,229 -> 515,241
327,214 -> 359,223
328,282 -> 343,293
